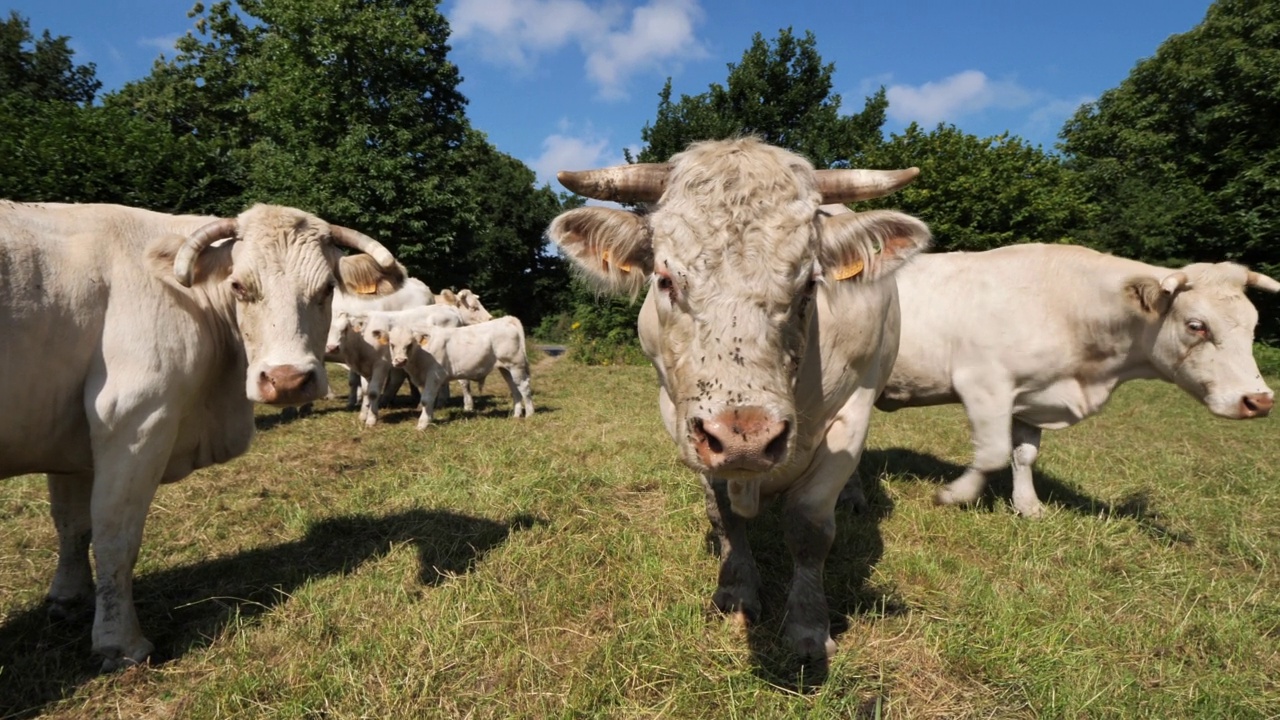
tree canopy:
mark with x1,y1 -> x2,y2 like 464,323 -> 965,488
632,28 -> 887,166
1061,0 -> 1280,339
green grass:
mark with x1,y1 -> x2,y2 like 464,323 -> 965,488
1,356 -> 1278,719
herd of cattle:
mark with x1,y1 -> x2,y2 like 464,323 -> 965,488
1,137 -> 1274,670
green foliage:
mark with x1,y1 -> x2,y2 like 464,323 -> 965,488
1061,0 -> 1280,339
632,28 -> 887,166
104,1 -> 572,327
0,10 -> 100,104
867,124 -> 1093,252
0,96 -> 227,210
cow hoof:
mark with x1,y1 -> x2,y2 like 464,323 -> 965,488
786,629 -> 836,662
838,482 -> 869,514
46,596 -> 91,623
97,642 -> 153,673
934,484 -> 981,507
712,588 -> 760,624
1014,500 -> 1045,519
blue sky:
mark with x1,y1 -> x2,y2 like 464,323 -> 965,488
8,0 -> 1214,189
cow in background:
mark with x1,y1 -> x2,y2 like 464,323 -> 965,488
387,315 -> 534,428
0,201 -> 404,670
876,243 -> 1278,518
546,138 -> 930,660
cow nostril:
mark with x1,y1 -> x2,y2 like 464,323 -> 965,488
692,417 -> 723,454
1244,396 -> 1259,413
763,420 -> 789,463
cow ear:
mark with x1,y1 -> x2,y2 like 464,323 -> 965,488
339,254 -> 406,296
417,334 -> 430,347
547,207 -> 653,298
819,210 -> 931,283
1127,275 -> 1178,315
438,289 -> 458,306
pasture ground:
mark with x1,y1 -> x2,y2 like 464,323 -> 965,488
1,354 -> 1278,718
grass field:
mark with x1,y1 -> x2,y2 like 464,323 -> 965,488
1,353 -> 1278,719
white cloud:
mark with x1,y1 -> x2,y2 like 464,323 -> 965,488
138,34 -> 181,56
1023,95 -> 1092,148
448,0 -> 706,99
529,130 -> 619,189
884,70 -> 1034,126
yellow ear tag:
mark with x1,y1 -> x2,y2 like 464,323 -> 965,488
601,250 -> 632,273
832,258 -> 865,281
351,280 -> 379,295
418,336 -> 430,347
378,334 -> 388,346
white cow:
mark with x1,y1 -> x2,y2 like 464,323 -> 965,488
0,201 -> 404,670
325,275 -> 436,409
435,288 -> 493,325
875,243 -> 1278,518
386,315 -> 534,429
326,306 -> 466,427
545,137 -> 931,660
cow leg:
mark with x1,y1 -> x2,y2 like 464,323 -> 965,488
781,391 -> 873,660
1010,420 -> 1045,518
461,378 -> 475,413
416,372 -> 446,430
362,365 -> 389,427
703,475 -> 761,626
88,410 -> 175,671
347,369 -> 362,409
46,472 -> 94,620
937,380 -> 1013,507
781,502 -> 837,661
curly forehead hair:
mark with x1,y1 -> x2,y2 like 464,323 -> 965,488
651,138 -> 821,302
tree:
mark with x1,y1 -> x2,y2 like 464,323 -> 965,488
868,123 -> 1092,253
1060,0 -> 1280,339
633,28 -> 887,166
110,0 -> 570,323
0,10 -> 100,104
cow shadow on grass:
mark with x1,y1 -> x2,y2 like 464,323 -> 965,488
703,471 -> 901,692
861,447 -> 1192,544
0,509 -> 544,719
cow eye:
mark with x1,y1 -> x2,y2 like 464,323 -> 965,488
1186,319 -> 1208,336
229,279 -> 250,301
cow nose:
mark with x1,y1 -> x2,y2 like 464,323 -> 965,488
1241,392 -> 1274,418
392,357 -> 406,368
258,365 -> 318,405
690,406 -> 790,472
325,343 -> 339,354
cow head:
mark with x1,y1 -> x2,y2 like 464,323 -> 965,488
1129,263 -> 1278,418
438,288 -> 494,324
326,311 -> 363,355
547,138 -> 930,479
172,204 -> 405,406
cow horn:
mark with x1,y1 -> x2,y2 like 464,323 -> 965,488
330,225 -> 398,269
1247,270 -> 1280,293
174,217 -> 238,287
557,163 -> 671,203
1160,271 -> 1191,294
815,167 -> 921,204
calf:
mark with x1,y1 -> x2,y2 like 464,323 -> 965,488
386,316 -> 534,429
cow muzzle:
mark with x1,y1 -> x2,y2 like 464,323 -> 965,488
257,365 -> 321,405
689,406 -> 790,474
1240,392 -> 1274,418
